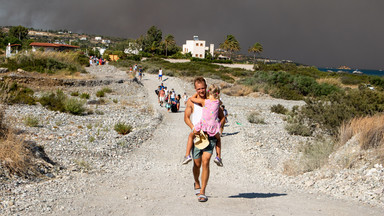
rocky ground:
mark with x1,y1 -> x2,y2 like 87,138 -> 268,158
0,64 -> 383,215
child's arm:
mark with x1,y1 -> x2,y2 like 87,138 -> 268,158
189,93 -> 205,106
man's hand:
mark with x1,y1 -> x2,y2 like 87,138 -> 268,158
193,129 -> 200,135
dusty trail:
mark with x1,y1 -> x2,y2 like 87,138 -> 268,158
48,73 -> 382,216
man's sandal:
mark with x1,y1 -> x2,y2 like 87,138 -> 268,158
194,183 -> 201,195
197,194 -> 208,202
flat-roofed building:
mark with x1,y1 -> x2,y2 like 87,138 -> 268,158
182,36 -> 214,59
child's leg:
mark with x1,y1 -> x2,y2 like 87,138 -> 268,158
185,131 -> 195,157
214,133 -> 221,158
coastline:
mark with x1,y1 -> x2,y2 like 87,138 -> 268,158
318,68 -> 384,76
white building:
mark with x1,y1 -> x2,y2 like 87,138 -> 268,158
124,42 -> 142,55
95,36 -> 102,41
182,36 -> 214,59
6,43 -> 20,58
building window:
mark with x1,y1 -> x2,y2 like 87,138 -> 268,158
195,54 -> 198,57
196,43 -> 199,46
200,43 -> 203,46
200,54 -> 202,57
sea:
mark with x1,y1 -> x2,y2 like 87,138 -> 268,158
318,68 -> 384,77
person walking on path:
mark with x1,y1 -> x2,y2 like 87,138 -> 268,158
158,68 -> 163,81
184,77 -> 225,202
182,92 -> 188,105
138,67 -> 143,81
159,88 -> 165,107
184,84 -> 223,167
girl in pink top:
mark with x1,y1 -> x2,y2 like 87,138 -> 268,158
182,84 -> 223,167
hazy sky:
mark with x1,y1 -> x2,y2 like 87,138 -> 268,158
1,0 -> 383,69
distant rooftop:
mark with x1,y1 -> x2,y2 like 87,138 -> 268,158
29,42 -> 79,48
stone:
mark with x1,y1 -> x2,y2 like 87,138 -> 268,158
0,67 -> 9,73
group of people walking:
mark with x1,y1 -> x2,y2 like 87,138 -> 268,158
89,56 -> 107,66
155,82 -> 187,112
129,64 -> 144,81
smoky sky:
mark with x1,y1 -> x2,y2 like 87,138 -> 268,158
1,0 -> 383,69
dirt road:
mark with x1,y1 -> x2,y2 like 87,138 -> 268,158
44,73 -> 382,216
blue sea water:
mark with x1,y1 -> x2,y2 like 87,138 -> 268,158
318,68 -> 384,77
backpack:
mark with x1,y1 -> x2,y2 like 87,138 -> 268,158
171,103 -> 178,112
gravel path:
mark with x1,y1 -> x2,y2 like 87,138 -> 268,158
1,65 -> 383,215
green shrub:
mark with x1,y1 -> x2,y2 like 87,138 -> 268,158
271,104 -> 288,114
96,90 -> 105,98
0,81 -> 36,105
23,115 -> 39,127
126,55 -> 141,61
112,99 -> 118,103
340,75 -> 364,85
0,52 -> 86,74
247,112 -> 266,124
64,98 -> 86,115
39,89 -> 67,112
95,110 -> 104,115
71,91 -> 79,97
101,87 -> 112,93
270,86 -> 303,100
79,93 -> 90,99
298,89 -> 384,135
114,121 -> 132,135
285,123 -> 311,136
88,136 -> 95,142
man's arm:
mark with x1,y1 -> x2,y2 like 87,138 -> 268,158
184,99 -> 194,130
218,106 -> 225,129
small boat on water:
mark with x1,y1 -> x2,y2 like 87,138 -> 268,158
352,69 -> 363,74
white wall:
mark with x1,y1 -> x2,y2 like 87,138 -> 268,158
182,39 -> 206,58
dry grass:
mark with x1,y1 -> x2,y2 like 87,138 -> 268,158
120,100 -> 140,108
317,77 -> 342,87
317,77 -> 358,89
283,159 -> 301,176
221,84 -> 252,96
0,129 -> 33,176
0,105 -> 34,177
339,115 -> 384,150
29,51 -> 78,65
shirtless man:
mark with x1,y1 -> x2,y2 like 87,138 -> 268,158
184,77 -> 225,202
159,88 -> 165,107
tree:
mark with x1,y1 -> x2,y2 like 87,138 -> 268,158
162,34 -> 175,57
219,35 -> 240,60
9,25 -> 29,41
248,42 -> 263,64
142,26 -> 162,54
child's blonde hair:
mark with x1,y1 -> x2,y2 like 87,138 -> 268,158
207,84 -> 220,99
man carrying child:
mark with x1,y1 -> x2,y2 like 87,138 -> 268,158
184,77 -> 225,202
